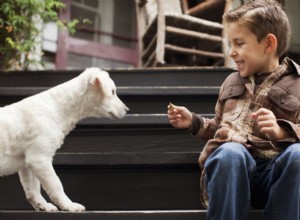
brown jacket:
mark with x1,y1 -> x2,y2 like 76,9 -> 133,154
191,57 -> 300,168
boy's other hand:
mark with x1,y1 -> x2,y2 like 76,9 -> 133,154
167,103 -> 193,129
251,108 -> 289,140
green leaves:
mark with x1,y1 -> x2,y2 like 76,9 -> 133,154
0,0 -> 84,71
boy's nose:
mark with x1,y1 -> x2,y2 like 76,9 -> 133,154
229,47 -> 237,58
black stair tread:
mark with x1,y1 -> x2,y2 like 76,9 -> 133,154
0,209 -> 263,220
0,86 -> 220,96
53,152 -> 200,167
78,113 -> 214,127
63,127 -> 204,153
0,210 -> 206,220
0,93 -> 217,114
0,67 -> 231,87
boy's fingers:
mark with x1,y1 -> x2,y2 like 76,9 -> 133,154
167,102 -> 179,111
252,108 -> 272,119
168,109 -> 182,119
251,113 -> 257,119
253,108 -> 270,116
168,109 -> 178,117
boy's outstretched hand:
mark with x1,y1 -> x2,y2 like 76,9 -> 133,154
251,108 -> 289,141
167,102 -> 193,129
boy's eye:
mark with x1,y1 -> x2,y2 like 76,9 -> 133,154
228,40 -> 244,48
236,41 -> 244,46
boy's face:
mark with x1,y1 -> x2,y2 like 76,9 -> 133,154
227,22 -> 270,78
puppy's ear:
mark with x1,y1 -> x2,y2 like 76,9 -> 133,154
89,76 -> 106,95
93,77 -> 101,88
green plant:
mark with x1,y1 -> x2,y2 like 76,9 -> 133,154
0,0 -> 80,71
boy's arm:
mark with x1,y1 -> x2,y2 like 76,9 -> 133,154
189,99 -> 222,140
252,108 -> 299,141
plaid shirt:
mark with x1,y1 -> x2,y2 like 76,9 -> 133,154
192,58 -> 300,167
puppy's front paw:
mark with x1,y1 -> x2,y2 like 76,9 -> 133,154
62,202 -> 86,212
37,202 -> 58,212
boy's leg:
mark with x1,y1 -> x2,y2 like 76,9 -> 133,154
204,142 -> 256,220
261,143 -> 300,220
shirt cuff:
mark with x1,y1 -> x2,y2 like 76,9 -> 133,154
188,113 -> 203,136
277,119 -> 299,141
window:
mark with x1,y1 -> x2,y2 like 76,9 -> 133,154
43,0 -> 137,69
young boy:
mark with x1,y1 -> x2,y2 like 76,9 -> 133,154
168,0 -> 300,219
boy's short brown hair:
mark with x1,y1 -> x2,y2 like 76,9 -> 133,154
223,0 -> 291,57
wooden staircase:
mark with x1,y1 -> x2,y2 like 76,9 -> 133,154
0,67 -> 263,219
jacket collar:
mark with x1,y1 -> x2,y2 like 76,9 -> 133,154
288,58 -> 300,76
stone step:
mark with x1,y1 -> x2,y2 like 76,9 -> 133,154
0,210 -> 263,220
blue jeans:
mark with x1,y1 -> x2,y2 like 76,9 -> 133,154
204,142 -> 300,220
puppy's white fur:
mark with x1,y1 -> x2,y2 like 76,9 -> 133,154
0,68 -> 128,211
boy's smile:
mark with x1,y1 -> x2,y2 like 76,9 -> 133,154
227,22 -> 278,78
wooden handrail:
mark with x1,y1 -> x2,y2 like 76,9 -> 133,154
166,26 -> 222,42
165,44 -> 224,58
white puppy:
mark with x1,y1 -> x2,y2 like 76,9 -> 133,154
0,68 -> 128,211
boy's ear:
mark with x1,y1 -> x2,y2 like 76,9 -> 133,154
265,34 -> 278,54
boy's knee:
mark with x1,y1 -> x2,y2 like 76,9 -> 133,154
277,144 -> 300,170
206,142 -> 248,168
217,142 -> 246,159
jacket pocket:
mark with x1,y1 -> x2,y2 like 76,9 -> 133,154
219,85 -> 245,121
268,86 -> 300,120
219,85 -> 245,101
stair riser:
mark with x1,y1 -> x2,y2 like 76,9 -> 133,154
0,167 -> 201,210
0,94 -> 218,114
0,69 -> 230,87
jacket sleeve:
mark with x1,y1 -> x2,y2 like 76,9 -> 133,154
189,86 -> 224,140
277,119 -> 300,141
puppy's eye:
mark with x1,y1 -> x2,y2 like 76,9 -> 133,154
112,90 -> 115,96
